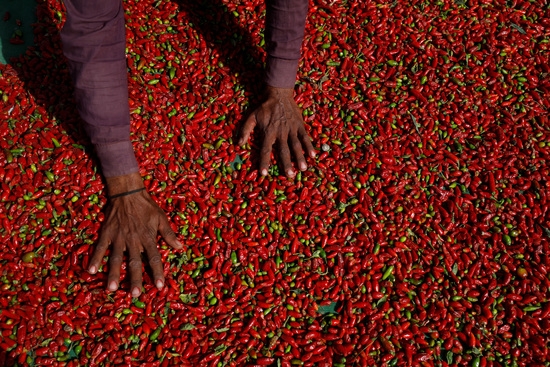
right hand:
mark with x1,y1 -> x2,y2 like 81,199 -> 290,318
87,172 -> 182,297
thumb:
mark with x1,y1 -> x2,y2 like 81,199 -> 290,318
158,215 -> 182,249
238,112 -> 257,146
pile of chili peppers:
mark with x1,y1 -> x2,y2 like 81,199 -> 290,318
0,0 -> 549,366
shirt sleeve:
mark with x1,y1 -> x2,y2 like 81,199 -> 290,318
264,0 -> 309,89
61,0 -> 139,178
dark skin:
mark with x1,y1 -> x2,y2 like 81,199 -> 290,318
88,86 -> 316,297
239,87 -> 316,177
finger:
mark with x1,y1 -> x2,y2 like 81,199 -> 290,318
298,125 -> 317,158
144,240 -> 164,290
88,230 -> 111,274
106,241 -> 124,292
127,239 -> 143,298
259,131 -> 277,176
279,135 -> 295,178
290,134 -> 308,171
238,113 -> 257,146
158,214 -> 182,250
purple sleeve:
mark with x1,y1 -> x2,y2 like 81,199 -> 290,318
264,0 -> 309,89
61,0 -> 139,178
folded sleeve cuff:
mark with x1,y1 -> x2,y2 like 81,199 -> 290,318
265,56 -> 300,89
94,140 -> 139,178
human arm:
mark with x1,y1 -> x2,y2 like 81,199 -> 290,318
239,0 -> 316,177
61,0 -> 179,297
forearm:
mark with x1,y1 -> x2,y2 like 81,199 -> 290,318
61,0 -> 139,178
264,0 -> 309,88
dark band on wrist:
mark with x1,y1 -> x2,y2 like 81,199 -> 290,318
108,187 -> 146,199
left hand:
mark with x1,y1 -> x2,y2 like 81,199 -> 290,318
238,86 -> 316,177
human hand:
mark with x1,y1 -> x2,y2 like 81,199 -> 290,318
88,173 -> 182,297
238,86 -> 316,177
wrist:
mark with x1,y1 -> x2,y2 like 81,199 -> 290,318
105,172 -> 145,197
265,85 -> 293,98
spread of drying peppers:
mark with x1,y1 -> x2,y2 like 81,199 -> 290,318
0,0 -> 549,366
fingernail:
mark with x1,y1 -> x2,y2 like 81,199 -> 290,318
131,287 -> 140,298
176,240 -> 183,249
261,169 -> 268,176
108,281 -> 117,291
89,266 -> 97,274
156,279 -> 164,289
287,169 -> 295,177
310,151 -> 317,158
300,162 -> 307,171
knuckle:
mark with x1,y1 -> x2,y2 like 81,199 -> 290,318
260,128 -> 272,139
145,227 -> 157,241
149,254 -> 162,265
161,226 -> 176,237
110,254 -> 123,264
293,112 -> 304,123
125,233 -> 139,243
281,147 -> 291,158
96,241 -> 110,252
128,258 -> 142,269
292,140 -> 303,151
